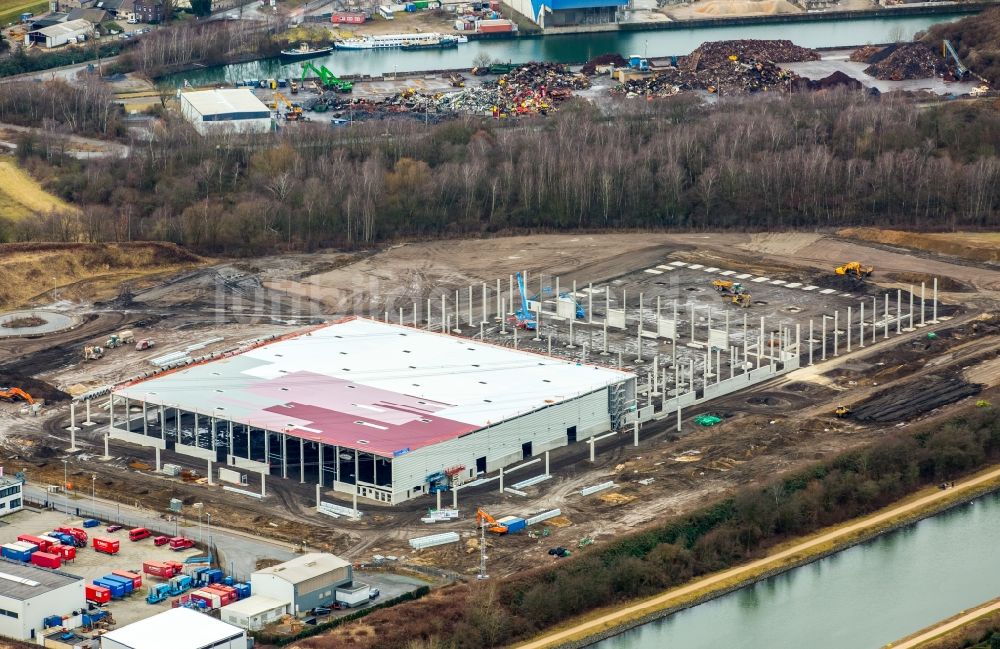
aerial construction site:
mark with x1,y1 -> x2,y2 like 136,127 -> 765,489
1,230 -> 998,591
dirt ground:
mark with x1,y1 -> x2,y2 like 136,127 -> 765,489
4,230 -> 1000,579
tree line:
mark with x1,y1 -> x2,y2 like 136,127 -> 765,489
3,87 -> 1000,251
299,404 -> 1000,649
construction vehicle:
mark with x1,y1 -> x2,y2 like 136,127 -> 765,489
724,293 -> 751,308
0,387 -> 34,405
146,583 -> 171,604
835,405 -> 851,418
507,272 -> 537,330
942,39 -> 970,79
83,346 -> 104,360
475,508 -> 512,535
712,280 -> 748,295
448,73 -> 465,87
271,91 -> 303,121
301,62 -> 353,93
289,79 -> 299,94
135,339 -> 155,351
119,330 -> 135,344
835,262 -> 873,279
106,334 -> 122,348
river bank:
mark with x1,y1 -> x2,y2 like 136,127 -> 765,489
515,465 -> 1000,649
887,597 -> 1000,649
159,11 -> 971,84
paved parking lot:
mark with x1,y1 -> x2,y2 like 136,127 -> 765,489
0,508 -> 204,626
302,572 -> 429,624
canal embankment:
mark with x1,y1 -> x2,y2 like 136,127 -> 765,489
516,464 -> 1000,649
887,598 -> 1000,649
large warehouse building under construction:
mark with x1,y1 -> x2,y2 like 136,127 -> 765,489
109,318 -> 635,504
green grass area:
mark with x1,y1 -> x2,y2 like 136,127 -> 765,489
0,0 -> 47,27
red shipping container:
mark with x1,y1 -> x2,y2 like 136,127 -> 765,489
478,22 -> 513,32
143,561 -> 174,578
30,551 -> 61,569
92,537 -> 119,555
331,11 -> 365,23
189,590 -> 221,609
164,560 -> 184,574
112,570 -> 142,589
17,534 -> 53,552
53,544 -> 76,561
86,584 -> 111,604
205,585 -> 236,605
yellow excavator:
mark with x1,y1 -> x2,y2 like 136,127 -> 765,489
835,262 -> 873,279
835,405 -> 851,418
726,293 -> 752,308
271,91 -> 302,121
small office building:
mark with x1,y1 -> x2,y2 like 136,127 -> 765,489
250,553 -> 352,615
220,595 -> 291,631
0,473 -> 24,517
0,560 -> 85,642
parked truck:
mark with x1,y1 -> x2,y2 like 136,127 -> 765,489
135,339 -> 155,351
54,527 -> 88,547
169,537 -> 195,551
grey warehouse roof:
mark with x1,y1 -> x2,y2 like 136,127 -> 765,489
253,553 -> 350,585
0,559 -> 82,601
29,19 -> 93,37
181,88 -> 270,117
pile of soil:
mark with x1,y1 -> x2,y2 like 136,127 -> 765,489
1,316 -> 46,329
864,43 -> 952,80
851,375 -> 981,422
884,272 -> 973,293
0,373 -> 69,403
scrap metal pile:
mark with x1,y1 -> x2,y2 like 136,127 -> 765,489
611,39 -> 816,97
858,43 -> 953,80
303,63 -> 589,120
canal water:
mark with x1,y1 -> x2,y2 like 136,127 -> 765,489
593,490 -> 1000,649
167,12 -> 966,85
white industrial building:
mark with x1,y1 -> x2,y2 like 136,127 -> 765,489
0,560 -> 85,641
101,607 -> 247,649
250,553 -> 352,615
24,19 -> 92,48
108,317 -> 635,505
220,595 -> 291,631
0,473 -> 24,516
179,89 -> 272,135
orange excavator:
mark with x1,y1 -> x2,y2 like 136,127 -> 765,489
0,387 -> 34,405
475,508 -> 510,535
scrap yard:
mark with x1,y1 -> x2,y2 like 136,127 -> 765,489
235,37 -> 989,126
0,231 -> 998,602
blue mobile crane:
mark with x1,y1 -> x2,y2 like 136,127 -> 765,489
509,272 -> 537,330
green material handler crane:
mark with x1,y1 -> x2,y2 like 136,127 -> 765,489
301,62 -> 353,93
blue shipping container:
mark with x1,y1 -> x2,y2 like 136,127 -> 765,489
101,574 -> 134,594
505,518 -> 526,533
82,519 -> 100,528
92,579 -> 126,598
43,615 -> 62,628
1,545 -> 32,562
